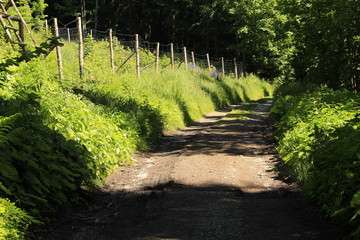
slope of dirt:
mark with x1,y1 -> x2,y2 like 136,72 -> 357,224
37,101 -> 345,240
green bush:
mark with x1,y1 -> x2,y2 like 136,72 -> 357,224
0,71 -> 91,218
271,83 -> 360,239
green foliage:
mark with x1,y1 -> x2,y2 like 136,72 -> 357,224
0,27 -> 274,238
0,72 -> 91,216
83,34 -> 95,58
31,0 -> 48,29
38,80 -> 136,181
227,0 -> 296,82
6,0 -> 47,29
281,0 -> 360,89
0,198 -> 36,240
271,83 -> 360,238
37,37 -> 274,141
0,37 -> 63,72
8,0 -> 32,26
43,0 -> 359,89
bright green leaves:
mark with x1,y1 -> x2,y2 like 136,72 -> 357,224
0,37 -> 63,72
39,83 -> 135,183
0,198 -> 37,240
0,58 -> 131,231
271,83 -> 360,238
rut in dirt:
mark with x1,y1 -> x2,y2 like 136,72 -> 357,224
39,101 -> 345,240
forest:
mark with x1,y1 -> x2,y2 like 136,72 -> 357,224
42,0 -> 359,89
0,0 -> 359,239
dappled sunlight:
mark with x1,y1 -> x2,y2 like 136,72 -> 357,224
155,101 -> 274,158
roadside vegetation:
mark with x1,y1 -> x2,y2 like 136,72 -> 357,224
0,31 -> 273,238
271,83 -> 360,239
1,0 -> 359,238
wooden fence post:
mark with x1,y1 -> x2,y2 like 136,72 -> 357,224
53,18 -> 64,80
67,28 -> 71,43
233,58 -> 238,79
183,47 -> 188,68
242,53 -> 246,77
19,21 -> 24,44
45,19 -> 48,36
191,51 -> 196,68
221,57 -> 225,76
206,53 -> 211,72
10,0 -> 37,46
109,29 -> 115,74
77,17 -> 84,79
170,43 -> 174,70
155,42 -> 160,72
135,34 -> 140,78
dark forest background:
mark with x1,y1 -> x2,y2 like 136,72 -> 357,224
29,0 -> 359,88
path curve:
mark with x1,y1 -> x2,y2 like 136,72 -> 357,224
39,101 -> 345,240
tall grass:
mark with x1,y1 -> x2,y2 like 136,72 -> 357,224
0,34 -> 274,239
35,37 -> 274,145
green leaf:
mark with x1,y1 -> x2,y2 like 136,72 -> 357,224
351,191 -> 360,208
0,164 -> 19,181
0,182 -> 11,195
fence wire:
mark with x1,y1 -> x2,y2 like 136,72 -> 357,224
51,18 -> 244,78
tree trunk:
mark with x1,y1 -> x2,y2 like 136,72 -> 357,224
80,0 -> 86,34
242,51 -> 246,77
205,21 -> 209,53
94,0 -> 98,38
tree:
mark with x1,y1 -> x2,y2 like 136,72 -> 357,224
42,0 -> 358,89
280,0 -> 359,89
31,0 -> 48,29
225,0 -> 296,81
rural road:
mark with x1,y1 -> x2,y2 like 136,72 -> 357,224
39,100 -> 345,240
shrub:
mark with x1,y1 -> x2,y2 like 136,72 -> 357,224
271,83 -> 360,238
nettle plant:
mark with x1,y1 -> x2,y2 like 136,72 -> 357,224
271,84 -> 360,238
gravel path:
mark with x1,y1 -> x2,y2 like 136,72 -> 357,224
39,101 -> 345,240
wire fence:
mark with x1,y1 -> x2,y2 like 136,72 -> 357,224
47,17 -> 245,80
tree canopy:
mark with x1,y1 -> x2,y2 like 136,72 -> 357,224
15,0 -> 360,89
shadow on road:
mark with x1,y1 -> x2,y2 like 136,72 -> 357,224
39,181 -> 345,240
37,101 -> 346,240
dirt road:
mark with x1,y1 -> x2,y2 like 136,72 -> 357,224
39,101 -> 345,240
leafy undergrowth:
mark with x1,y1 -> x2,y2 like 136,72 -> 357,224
0,198 -> 37,240
271,83 -> 360,239
0,37 -> 274,238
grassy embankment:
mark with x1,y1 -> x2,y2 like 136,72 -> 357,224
0,33 -> 274,238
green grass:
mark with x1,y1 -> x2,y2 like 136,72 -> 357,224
0,33 -> 274,238
219,99 -> 269,123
